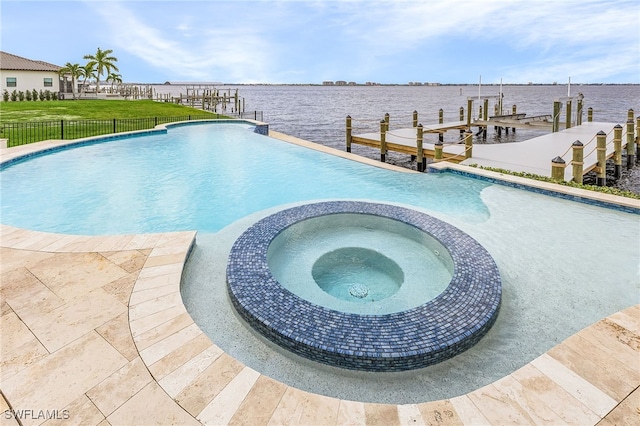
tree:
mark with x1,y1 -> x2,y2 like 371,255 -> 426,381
79,63 -> 97,95
106,72 -> 123,93
58,62 -> 82,99
83,47 -> 119,93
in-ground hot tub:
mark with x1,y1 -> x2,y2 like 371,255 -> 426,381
227,201 -> 502,371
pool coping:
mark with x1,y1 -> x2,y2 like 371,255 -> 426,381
1,122 -> 639,424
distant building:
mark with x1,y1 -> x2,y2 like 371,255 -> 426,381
0,51 -> 66,98
322,81 -> 334,85
335,81 -> 347,86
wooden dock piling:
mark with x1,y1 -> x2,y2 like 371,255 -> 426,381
571,140 -> 584,184
553,100 -> 561,132
596,130 -> 607,186
417,124 -> 424,172
627,118 -> 635,168
438,109 -> 444,142
346,116 -> 352,153
380,119 -> 387,162
576,94 -> 584,125
613,124 -> 623,178
551,156 -> 566,181
588,107 -> 593,122
413,110 -> 418,128
636,115 -> 640,163
435,140 -> 443,161
464,130 -> 473,159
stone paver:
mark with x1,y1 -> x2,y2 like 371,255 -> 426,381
1,223 -> 638,425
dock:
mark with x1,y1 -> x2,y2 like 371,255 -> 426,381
349,119 -> 637,183
351,121 -> 469,164
460,122 -> 625,181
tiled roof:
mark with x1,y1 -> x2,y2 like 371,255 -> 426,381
0,51 -> 61,72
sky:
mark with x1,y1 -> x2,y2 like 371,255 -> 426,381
1,0 -> 639,85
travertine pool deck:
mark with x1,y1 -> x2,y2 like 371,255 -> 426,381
1,223 -> 638,425
1,129 -> 639,425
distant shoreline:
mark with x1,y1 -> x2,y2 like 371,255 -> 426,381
128,82 -> 640,87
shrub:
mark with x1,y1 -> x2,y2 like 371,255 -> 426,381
468,164 -> 640,200
2,90 -> 9,102
25,89 -> 32,101
45,90 -> 51,101
10,90 -> 17,101
39,90 -> 45,101
32,89 -> 38,101
18,91 -> 25,101
52,92 -> 58,100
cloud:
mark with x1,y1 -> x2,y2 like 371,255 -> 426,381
86,1 -> 276,82
74,0 -> 639,83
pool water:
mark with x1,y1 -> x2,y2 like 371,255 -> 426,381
0,122 -> 492,234
2,121 -> 638,401
267,213 -> 453,314
312,248 -> 404,302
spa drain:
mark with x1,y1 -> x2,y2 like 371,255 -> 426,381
348,283 -> 369,298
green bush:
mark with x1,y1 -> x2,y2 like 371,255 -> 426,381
32,89 -> 38,101
52,92 -> 58,101
2,90 -> 9,102
45,90 -> 51,101
468,164 -> 640,200
18,91 -> 25,101
25,89 -> 32,101
39,90 -> 45,101
10,90 -> 17,101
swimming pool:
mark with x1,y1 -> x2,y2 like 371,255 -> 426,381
0,121 -> 491,234
2,121 -> 638,403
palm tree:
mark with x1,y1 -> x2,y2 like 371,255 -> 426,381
79,63 -> 97,95
106,72 -> 123,93
83,47 -> 119,93
58,63 -> 82,99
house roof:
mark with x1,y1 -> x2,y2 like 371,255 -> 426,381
0,51 -> 61,72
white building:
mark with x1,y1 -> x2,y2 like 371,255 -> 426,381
0,51 -> 67,98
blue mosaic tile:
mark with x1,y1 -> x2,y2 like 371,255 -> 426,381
227,201 -> 502,372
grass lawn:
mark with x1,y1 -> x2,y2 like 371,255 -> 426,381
0,100 -> 221,121
0,100 -> 229,146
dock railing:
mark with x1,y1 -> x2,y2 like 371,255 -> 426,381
554,109 -> 637,185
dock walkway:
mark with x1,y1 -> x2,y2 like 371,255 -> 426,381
352,121 -> 626,180
352,121 -> 469,163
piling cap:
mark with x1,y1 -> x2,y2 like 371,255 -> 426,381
435,140 -> 443,146
552,156 -> 566,164
417,123 -> 423,128
572,140 -> 583,147
597,130 -> 606,135
614,124 -> 622,129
